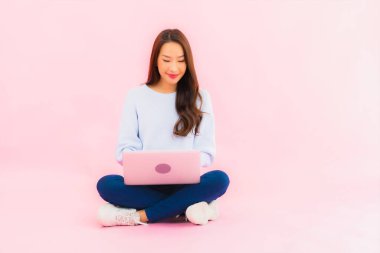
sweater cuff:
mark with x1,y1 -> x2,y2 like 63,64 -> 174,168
200,152 -> 212,167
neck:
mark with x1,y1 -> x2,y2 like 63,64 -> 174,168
152,80 -> 177,93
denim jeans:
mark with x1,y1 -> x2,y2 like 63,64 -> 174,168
96,170 -> 230,222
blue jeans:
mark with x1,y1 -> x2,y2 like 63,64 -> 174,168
96,170 -> 230,223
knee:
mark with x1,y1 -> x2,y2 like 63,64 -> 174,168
204,170 -> 230,192
214,170 -> 230,190
96,174 -> 123,198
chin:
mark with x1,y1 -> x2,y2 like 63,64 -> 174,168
167,79 -> 179,84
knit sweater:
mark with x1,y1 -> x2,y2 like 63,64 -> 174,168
116,83 -> 216,167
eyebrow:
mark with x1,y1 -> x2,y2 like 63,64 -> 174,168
162,54 -> 185,58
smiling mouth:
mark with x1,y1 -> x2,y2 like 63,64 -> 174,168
168,74 -> 179,79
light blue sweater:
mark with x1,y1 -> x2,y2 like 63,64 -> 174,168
116,83 -> 216,167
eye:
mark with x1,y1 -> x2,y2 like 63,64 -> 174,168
162,59 -> 185,63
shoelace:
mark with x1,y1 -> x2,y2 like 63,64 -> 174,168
115,211 -> 148,226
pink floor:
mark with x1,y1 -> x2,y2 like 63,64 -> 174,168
0,163 -> 379,253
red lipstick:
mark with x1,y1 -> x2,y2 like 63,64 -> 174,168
168,74 -> 178,79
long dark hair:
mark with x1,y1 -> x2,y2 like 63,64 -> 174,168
145,28 -> 203,137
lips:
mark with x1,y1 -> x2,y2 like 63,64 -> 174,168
167,74 -> 179,79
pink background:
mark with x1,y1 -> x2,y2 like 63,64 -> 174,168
1,0 -> 379,252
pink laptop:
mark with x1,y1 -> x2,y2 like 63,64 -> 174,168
122,149 -> 201,185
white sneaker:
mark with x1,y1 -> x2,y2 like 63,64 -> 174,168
208,199 -> 219,221
97,203 -> 148,226
185,199 -> 219,225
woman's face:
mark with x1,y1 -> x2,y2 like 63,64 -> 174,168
156,42 -> 187,86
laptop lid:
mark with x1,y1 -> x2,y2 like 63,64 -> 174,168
122,149 -> 201,185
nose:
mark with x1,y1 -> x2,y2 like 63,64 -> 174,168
169,62 -> 180,73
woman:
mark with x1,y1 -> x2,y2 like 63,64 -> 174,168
96,28 -> 230,226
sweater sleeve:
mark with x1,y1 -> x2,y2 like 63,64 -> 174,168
194,89 -> 216,167
115,90 -> 143,166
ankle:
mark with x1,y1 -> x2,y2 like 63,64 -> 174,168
137,210 -> 149,223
